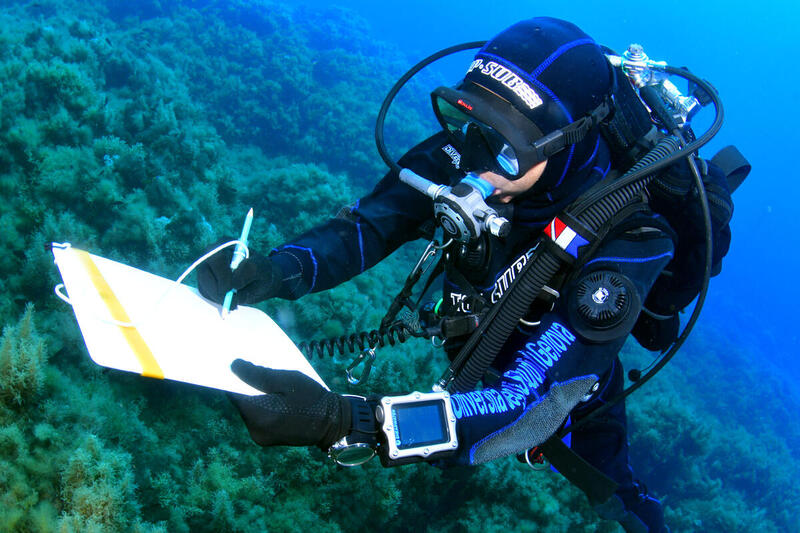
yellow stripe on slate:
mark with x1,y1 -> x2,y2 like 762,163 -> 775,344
75,249 -> 164,379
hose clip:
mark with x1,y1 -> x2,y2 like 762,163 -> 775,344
346,348 -> 376,385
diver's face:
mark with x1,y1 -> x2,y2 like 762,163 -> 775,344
479,159 -> 548,203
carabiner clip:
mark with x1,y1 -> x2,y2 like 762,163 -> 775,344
409,240 -> 439,281
346,348 -> 376,385
523,447 -> 550,471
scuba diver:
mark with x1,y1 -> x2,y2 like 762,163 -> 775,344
198,17 -> 743,533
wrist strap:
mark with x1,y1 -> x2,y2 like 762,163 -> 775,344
347,396 -> 378,440
327,396 -> 379,467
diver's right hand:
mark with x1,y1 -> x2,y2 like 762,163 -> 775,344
197,239 -> 282,307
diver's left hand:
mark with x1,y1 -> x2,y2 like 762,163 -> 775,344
228,359 -> 351,450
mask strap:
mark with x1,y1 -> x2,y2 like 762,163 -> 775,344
532,99 -> 612,161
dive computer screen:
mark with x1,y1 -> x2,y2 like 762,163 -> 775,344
392,400 -> 449,450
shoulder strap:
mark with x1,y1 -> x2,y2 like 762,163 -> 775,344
710,145 -> 751,193
574,196 -> 651,271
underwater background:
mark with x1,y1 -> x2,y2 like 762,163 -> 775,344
0,0 -> 797,531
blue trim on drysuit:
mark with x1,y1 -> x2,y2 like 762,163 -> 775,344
576,137 -> 600,172
530,38 -> 596,78
585,250 -> 675,267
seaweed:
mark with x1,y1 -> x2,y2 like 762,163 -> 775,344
0,304 -> 46,407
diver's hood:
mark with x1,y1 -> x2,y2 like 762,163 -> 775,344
461,17 -> 613,198
512,132 -> 609,229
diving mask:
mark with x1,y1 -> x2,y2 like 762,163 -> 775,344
432,84 -> 611,180
432,85 -> 544,179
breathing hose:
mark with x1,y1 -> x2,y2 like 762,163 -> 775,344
574,136 -> 681,230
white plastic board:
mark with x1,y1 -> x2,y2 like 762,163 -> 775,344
51,243 -> 327,395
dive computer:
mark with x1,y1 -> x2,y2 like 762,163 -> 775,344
376,390 -> 458,466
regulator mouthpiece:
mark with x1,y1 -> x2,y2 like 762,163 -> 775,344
399,169 -> 510,242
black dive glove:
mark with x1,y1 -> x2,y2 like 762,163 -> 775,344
197,239 -> 282,307
228,359 -> 351,450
